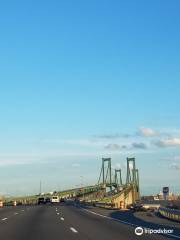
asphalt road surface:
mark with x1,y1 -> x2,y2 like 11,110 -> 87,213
0,203 -> 179,240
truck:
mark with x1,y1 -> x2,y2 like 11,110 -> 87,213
51,196 -> 59,204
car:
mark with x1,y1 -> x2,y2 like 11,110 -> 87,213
45,197 -> 51,204
60,197 -> 65,203
38,197 -> 45,205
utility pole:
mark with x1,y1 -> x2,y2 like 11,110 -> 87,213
80,176 -> 84,200
39,180 -> 42,196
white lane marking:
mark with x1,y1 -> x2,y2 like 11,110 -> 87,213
57,213 -> 60,215
81,208 -> 136,227
21,210 -> 24,212
2,218 -> 8,221
70,227 -> 78,233
14,212 -> 18,215
81,208 -> 180,239
60,217 -> 64,221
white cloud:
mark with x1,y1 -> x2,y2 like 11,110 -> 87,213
160,156 -> 180,162
104,141 -> 148,151
132,142 -> 147,149
154,138 -> 180,148
0,154 -> 40,166
95,134 -> 121,139
0,151 -> 98,166
44,138 -> 100,147
104,144 -> 122,151
170,163 -> 180,170
95,133 -> 132,139
138,127 -> 159,137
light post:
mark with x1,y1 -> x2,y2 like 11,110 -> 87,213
39,180 -> 42,196
80,176 -> 84,201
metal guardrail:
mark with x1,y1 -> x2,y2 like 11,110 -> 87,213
159,207 -> 180,222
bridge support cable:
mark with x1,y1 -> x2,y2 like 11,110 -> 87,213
97,165 -> 103,185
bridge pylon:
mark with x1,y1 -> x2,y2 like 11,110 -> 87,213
125,157 -> 140,203
98,158 -> 113,190
114,169 -> 122,187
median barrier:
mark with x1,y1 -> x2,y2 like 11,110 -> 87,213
159,207 -> 180,222
93,201 -> 115,209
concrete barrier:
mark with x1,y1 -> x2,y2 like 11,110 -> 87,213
95,202 -> 115,209
159,207 -> 180,222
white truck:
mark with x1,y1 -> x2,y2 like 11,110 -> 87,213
51,196 -> 60,203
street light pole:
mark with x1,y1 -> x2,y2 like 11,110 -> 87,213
80,176 -> 84,201
39,180 -> 42,196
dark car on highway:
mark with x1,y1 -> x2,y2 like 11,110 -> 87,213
38,197 -> 45,205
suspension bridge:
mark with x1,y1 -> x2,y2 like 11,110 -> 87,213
74,157 -> 140,209
7,157 -> 140,209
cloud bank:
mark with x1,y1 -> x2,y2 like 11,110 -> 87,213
137,127 -> 159,137
154,138 -> 180,148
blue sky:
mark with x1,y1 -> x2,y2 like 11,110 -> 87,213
0,0 -> 180,196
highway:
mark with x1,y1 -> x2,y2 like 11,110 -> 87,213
0,203 -> 179,240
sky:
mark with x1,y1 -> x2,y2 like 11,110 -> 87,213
0,0 -> 180,196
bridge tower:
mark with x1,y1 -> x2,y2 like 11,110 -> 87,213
126,157 -> 136,184
114,169 -> 122,186
98,158 -> 113,191
126,157 -> 140,202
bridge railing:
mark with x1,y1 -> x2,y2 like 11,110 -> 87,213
159,207 -> 180,222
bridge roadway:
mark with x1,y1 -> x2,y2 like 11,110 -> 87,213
0,202 -> 179,240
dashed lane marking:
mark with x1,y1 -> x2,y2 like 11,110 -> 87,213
70,227 -> 78,233
1,218 -> 8,221
60,217 -> 64,221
